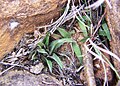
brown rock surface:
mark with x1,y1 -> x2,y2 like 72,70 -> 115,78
0,70 -> 63,86
0,0 -> 67,59
106,0 -> 120,75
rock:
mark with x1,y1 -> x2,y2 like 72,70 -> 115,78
0,70 -> 63,86
106,0 -> 120,75
30,62 -> 44,74
0,0 -> 67,59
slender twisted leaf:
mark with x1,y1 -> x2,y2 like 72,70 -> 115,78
50,38 -> 74,54
43,32 -> 50,47
45,58 -> 52,73
37,42 -> 45,49
77,17 -> 88,37
51,33 -> 62,39
72,42 -> 82,64
31,51 -> 37,60
37,49 -> 48,54
98,28 -> 106,36
102,23 -> 111,41
58,28 -> 71,38
52,53 -> 63,69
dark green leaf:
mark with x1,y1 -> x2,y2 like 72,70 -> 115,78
31,51 -> 37,60
43,33 -> 50,47
69,30 -> 75,35
78,19 -> 88,37
51,33 -> 62,39
98,29 -> 106,36
50,38 -> 74,54
82,15 -> 91,22
37,42 -> 45,49
58,28 -> 71,38
102,23 -> 111,41
72,42 -> 82,64
93,46 -> 102,57
37,49 -> 48,54
45,58 -> 52,73
52,53 -> 63,69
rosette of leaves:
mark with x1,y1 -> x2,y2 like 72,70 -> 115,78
37,28 -> 82,72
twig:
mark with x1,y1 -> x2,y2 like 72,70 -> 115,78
88,39 -> 120,62
85,0 -> 112,9
92,10 -> 106,37
84,43 -> 106,63
82,46 -> 96,86
0,65 -> 15,76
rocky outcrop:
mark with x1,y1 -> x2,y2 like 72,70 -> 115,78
0,0 -> 67,59
0,70 -> 63,86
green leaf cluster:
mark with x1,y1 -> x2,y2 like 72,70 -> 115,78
37,28 -> 82,72
98,23 -> 111,41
